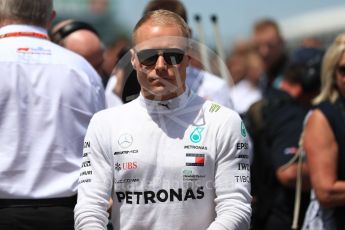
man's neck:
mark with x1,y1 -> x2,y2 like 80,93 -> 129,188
0,20 -> 48,30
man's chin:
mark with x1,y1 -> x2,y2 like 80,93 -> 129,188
144,87 -> 179,100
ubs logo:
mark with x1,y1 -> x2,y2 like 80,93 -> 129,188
115,162 -> 138,171
118,133 -> 133,149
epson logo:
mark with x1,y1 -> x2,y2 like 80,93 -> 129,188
116,187 -> 204,204
236,142 -> 248,150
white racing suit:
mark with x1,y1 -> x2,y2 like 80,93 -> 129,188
74,89 -> 251,230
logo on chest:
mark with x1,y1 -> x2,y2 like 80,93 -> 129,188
118,133 -> 133,149
185,153 -> 205,166
115,162 -> 138,171
189,127 -> 204,143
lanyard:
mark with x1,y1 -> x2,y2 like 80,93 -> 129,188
0,31 -> 48,40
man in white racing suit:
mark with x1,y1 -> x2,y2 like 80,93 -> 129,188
74,9 -> 252,230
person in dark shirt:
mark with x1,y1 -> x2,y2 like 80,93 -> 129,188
302,32 -> 345,230
250,47 -> 324,229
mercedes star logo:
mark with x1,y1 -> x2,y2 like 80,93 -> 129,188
118,133 -> 133,149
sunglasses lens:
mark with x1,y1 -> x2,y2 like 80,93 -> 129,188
137,50 -> 158,66
337,66 -> 345,76
137,48 -> 185,66
163,49 -> 185,65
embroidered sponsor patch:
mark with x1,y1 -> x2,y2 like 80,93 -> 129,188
186,153 -> 205,166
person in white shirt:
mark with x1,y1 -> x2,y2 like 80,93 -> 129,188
0,0 -> 105,229
230,51 -> 263,116
74,9 -> 251,230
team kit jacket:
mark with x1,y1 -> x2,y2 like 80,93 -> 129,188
74,89 -> 252,230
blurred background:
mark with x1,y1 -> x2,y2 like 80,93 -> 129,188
54,0 -> 345,51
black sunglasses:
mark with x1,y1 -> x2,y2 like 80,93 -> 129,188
136,48 -> 185,66
337,65 -> 345,76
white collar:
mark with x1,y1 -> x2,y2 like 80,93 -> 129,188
139,87 -> 192,114
0,24 -> 48,36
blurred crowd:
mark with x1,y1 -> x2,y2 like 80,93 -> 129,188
1,0 -> 345,229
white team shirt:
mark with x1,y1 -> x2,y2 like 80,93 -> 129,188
0,25 -> 105,199
75,88 -> 251,230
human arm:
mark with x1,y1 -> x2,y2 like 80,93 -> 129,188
276,161 -> 310,190
304,109 -> 345,208
207,113 -> 252,230
74,114 -> 114,230
264,98 -> 310,190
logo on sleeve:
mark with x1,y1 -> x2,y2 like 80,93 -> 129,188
190,127 -> 204,143
16,47 -> 51,55
209,103 -> 221,113
241,121 -> 247,137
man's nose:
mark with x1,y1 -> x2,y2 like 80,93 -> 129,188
155,55 -> 167,70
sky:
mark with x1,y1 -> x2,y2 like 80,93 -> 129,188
115,0 -> 345,50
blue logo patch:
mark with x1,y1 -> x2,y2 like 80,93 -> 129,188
241,121 -> 247,137
190,127 -> 204,143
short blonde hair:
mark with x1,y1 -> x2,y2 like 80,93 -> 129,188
313,32 -> 345,104
132,9 -> 190,45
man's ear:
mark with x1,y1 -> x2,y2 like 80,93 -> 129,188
130,48 -> 137,70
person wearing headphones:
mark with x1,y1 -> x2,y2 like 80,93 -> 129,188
50,20 -> 104,74
251,47 -> 324,230
50,20 -> 121,107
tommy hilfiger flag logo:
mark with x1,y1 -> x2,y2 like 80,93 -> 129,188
186,153 -> 205,166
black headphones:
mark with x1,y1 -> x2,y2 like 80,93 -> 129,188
50,21 -> 99,44
286,47 -> 324,93
300,52 -> 323,92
